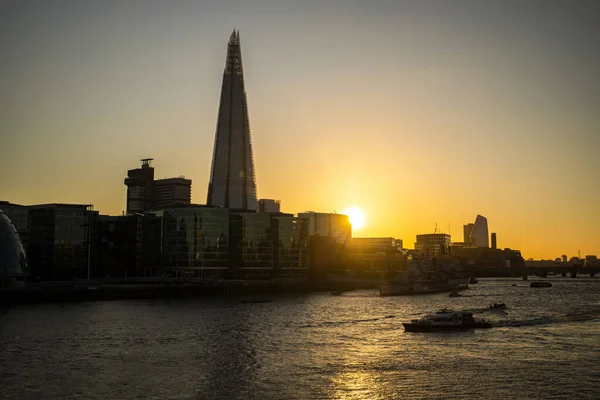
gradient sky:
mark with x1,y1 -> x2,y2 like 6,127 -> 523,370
1,0 -> 599,259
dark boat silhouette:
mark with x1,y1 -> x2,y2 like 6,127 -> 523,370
530,281 -> 552,288
403,309 -> 492,332
241,299 -> 273,304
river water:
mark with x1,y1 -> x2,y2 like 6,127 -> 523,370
1,278 -> 600,399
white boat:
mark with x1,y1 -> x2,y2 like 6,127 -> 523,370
403,309 -> 492,332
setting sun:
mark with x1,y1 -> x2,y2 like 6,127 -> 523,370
343,206 -> 366,231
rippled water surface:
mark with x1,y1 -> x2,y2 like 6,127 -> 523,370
2,278 -> 600,399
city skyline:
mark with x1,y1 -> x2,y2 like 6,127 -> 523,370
1,1 -> 599,259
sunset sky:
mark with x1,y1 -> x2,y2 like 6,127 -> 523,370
1,0 -> 598,259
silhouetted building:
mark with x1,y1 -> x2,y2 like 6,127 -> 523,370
298,212 -> 352,244
207,31 -> 258,210
125,158 -> 154,214
142,206 -> 308,279
470,215 -> 489,248
463,223 -> 474,246
415,234 -> 451,258
27,204 -> 97,281
96,214 -> 143,278
308,235 -> 343,279
154,177 -> 192,209
0,201 -> 29,249
585,255 -> 598,265
258,199 -> 281,213
345,237 -> 404,278
561,254 -> 568,263
229,211 -> 274,278
0,210 -> 28,287
348,237 -> 402,253
491,232 -> 497,249
271,214 -> 309,278
453,247 -> 524,276
146,205 -> 230,278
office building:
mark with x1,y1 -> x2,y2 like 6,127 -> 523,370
258,199 -> 281,213
154,177 -> 192,209
463,223 -> 474,246
271,214 -> 309,277
229,211 -> 274,278
491,232 -> 497,249
207,31 -> 258,210
147,205 -> 230,278
415,233 -> 451,257
298,212 -> 352,244
348,237 -> 403,253
143,207 -> 309,279
96,214 -> 143,278
470,215 -> 489,248
27,204 -> 97,281
124,158 -> 154,214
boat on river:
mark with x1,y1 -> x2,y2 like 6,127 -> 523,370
241,299 -> 273,304
403,309 -> 492,332
530,281 -> 552,288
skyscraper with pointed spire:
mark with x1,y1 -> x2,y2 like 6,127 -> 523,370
207,30 -> 258,210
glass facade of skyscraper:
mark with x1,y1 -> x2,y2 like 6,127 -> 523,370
154,206 -> 229,277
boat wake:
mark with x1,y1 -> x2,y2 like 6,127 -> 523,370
299,315 -> 397,328
494,311 -> 600,328
463,307 -> 498,314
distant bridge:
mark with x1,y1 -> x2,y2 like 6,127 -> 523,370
523,265 -> 600,278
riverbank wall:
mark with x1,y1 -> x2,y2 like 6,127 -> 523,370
0,278 -> 380,306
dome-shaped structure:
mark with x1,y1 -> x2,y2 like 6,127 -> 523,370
0,209 -> 28,277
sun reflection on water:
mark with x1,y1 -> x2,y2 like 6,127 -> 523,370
330,369 -> 390,400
